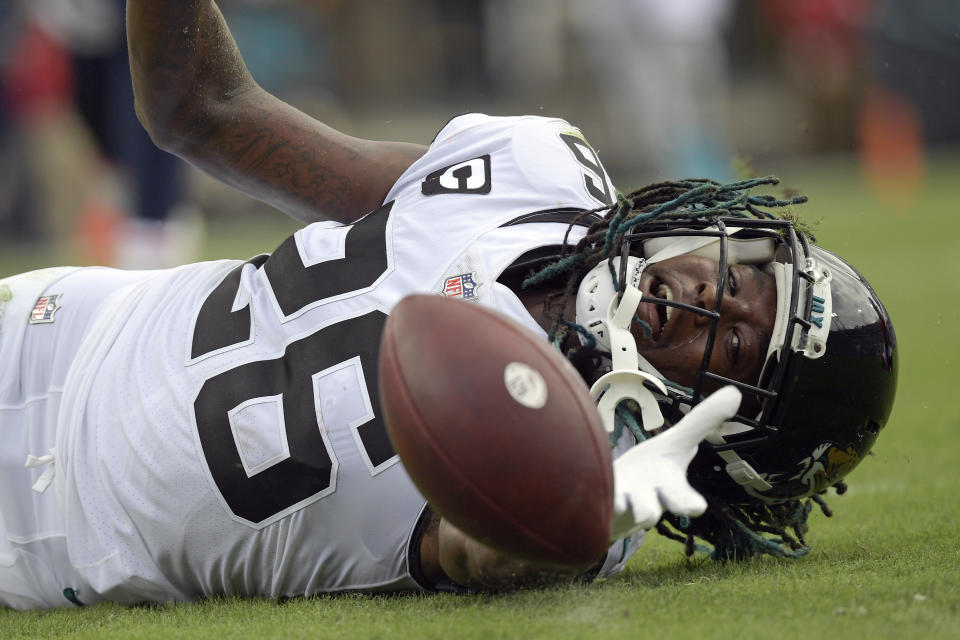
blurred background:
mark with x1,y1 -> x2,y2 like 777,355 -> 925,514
0,0 -> 957,271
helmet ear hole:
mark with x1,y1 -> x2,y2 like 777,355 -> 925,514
866,420 -> 880,435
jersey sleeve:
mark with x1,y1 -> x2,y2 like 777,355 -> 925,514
383,113 -> 616,216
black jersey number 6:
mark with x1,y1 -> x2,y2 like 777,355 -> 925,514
192,203 -> 395,526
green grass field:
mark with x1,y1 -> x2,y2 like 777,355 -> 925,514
1,154 -> 959,639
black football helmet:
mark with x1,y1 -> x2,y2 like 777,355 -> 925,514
575,217 -> 898,505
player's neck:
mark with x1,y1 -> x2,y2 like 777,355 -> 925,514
518,287 -> 577,348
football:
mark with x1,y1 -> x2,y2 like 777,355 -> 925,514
378,294 -> 612,567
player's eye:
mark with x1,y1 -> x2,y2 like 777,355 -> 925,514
726,266 -> 738,296
729,329 -> 741,364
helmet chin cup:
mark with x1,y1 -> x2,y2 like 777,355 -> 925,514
575,255 -> 646,352
591,369 -> 667,434
588,280 -> 667,434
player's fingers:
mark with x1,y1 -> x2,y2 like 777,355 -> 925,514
689,385 -> 742,424
658,483 -> 708,517
661,386 -> 742,447
628,489 -> 663,530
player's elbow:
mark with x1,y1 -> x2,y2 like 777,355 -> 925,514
133,97 -> 179,152
132,91 -> 221,160
135,80 -> 260,160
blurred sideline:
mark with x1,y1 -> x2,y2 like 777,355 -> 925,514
1,0 -> 956,275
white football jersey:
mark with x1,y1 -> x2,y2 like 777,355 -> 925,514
5,114 -> 643,607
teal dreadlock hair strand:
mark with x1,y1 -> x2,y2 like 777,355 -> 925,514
655,496 -> 836,561
519,176 -> 835,562
612,403 -> 647,446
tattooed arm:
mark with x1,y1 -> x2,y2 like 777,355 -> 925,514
126,1 -> 426,224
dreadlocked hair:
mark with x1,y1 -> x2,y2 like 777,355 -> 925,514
655,497 -> 828,561
520,176 -> 835,562
659,482 -> 845,561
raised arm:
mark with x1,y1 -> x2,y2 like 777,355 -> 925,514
126,1 -> 426,224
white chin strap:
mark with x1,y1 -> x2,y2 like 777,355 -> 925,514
584,260 -> 667,435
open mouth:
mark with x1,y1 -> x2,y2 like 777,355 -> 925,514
644,277 -> 675,342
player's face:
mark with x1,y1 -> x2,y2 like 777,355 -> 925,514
631,255 -> 776,388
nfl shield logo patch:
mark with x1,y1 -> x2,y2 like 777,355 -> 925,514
29,294 -> 62,324
441,273 -> 479,300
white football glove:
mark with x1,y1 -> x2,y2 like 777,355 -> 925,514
610,385 -> 742,540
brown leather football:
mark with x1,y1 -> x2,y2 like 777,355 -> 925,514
378,294 -> 612,566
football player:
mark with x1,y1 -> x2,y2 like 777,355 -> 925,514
0,1 -> 897,608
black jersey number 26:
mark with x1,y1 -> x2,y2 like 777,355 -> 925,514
192,203 -> 395,526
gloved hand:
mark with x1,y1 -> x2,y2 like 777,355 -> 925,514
610,386 -> 742,540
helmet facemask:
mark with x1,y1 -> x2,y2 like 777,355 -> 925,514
574,216 -> 888,505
